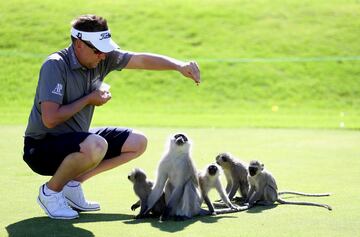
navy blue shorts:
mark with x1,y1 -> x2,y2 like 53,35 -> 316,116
23,127 -> 132,176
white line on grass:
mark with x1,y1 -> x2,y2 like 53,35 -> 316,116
197,56 -> 360,63
1,49 -> 360,63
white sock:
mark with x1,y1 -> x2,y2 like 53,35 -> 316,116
43,183 -> 58,195
67,180 -> 81,187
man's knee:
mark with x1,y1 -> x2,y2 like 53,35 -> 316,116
80,134 -> 108,164
136,133 -> 147,155
124,132 -> 148,156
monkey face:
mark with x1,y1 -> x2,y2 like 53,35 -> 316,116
207,164 -> 219,176
174,133 -> 188,145
128,174 -> 135,182
215,153 -> 230,166
248,166 -> 258,176
169,133 -> 191,153
248,160 -> 264,176
128,168 -> 146,182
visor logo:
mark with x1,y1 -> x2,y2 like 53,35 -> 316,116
99,32 -> 111,40
77,32 -> 82,39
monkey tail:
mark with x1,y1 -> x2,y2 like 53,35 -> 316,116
278,191 -> 331,197
213,206 -> 250,215
277,198 -> 332,211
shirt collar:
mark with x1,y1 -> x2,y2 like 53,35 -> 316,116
68,44 -> 83,70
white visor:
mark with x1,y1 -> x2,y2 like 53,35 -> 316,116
71,27 -> 119,53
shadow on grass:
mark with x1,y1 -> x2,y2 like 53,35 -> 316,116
246,204 -> 278,213
6,213 -> 133,237
123,213 -> 238,232
6,211 -> 240,236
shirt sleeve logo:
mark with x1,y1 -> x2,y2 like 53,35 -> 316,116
52,83 -> 63,96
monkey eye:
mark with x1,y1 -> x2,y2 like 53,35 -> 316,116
222,156 -> 228,162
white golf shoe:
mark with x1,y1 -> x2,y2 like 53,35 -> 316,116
37,184 -> 79,219
63,182 -> 100,212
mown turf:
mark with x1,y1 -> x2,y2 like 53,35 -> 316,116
2,126 -> 360,237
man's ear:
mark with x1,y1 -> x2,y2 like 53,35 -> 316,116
74,39 -> 83,49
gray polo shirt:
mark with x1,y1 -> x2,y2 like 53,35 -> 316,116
25,45 -> 132,139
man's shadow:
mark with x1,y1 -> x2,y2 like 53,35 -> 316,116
6,213 -> 133,237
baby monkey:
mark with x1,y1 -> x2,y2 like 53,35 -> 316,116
128,168 -> 166,218
246,160 -> 332,210
199,164 -> 241,214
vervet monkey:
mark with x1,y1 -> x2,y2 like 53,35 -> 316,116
246,160 -> 332,210
127,168 -> 166,218
215,152 -> 249,201
199,164 -> 242,214
139,133 -> 203,220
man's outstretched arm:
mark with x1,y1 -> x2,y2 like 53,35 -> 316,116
125,53 -> 201,85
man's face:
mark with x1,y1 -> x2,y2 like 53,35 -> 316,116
76,40 -> 107,69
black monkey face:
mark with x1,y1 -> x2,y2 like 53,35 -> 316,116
248,166 -> 258,176
174,133 -> 188,145
208,164 -> 218,176
169,133 -> 191,153
249,160 -> 263,176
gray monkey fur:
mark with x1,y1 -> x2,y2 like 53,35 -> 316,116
140,134 -> 203,220
128,168 -> 166,218
215,152 -> 249,201
246,160 -> 332,211
199,163 -> 242,214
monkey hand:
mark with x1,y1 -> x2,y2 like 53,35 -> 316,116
230,204 -> 242,211
131,203 -> 140,211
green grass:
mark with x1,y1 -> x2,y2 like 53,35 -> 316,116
2,126 -> 360,237
1,1 -> 360,236
0,0 -> 359,128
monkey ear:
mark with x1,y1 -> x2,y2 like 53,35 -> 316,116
261,163 -> 264,170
